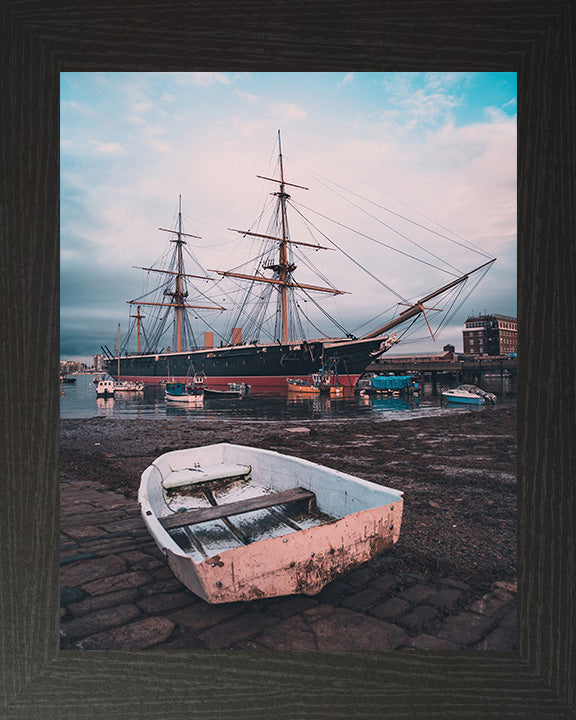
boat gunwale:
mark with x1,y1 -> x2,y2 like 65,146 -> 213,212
139,443 -> 403,563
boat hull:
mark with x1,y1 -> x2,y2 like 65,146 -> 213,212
139,443 -> 403,603
104,336 -> 393,389
165,505 -> 402,603
442,393 -> 485,405
165,393 -> 203,403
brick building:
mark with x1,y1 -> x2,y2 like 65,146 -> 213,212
462,314 -> 517,356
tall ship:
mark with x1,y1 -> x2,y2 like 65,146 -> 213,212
102,132 -> 495,389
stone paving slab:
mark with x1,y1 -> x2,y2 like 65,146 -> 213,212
60,472 -> 517,652
76,617 -> 175,650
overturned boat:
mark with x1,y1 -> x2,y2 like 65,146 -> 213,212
138,443 -> 403,603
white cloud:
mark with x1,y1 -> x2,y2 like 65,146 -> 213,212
379,72 -> 464,131
424,72 -> 470,92
131,99 -> 153,114
61,99 -> 94,116
170,72 -> 232,87
341,73 -> 354,86
93,141 -> 127,155
126,115 -> 170,153
484,105 -> 517,123
236,90 -> 260,102
270,103 -> 307,123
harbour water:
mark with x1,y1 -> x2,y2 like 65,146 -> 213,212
60,373 -> 514,422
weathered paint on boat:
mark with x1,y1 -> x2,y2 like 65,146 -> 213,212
139,443 -> 403,604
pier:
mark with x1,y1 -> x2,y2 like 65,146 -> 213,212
367,354 -> 518,395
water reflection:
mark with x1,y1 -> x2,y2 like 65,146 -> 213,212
369,396 -> 417,413
61,373 -> 512,421
95,396 -> 115,414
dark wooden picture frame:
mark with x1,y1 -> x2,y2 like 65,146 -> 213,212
2,1 -> 574,717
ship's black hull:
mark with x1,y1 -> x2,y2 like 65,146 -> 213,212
104,336 -> 391,389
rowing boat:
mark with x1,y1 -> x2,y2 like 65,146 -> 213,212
138,443 -> 403,603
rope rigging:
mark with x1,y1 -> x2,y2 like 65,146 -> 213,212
115,134 -> 496,357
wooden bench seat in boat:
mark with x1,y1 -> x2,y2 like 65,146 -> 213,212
161,462 -> 252,489
159,487 -> 315,530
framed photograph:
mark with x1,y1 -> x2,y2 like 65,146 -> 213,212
2,2 -> 573,718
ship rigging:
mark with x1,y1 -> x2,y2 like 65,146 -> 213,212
103,131 -> 495,389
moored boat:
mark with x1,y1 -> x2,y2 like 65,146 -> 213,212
164,381 -> 204,403
286,378 -> 320,394
114,380 -> 144,392
287,360 -> 344,395
138,443 -> 403,603
96,378 -> 115,397
203,382 -> 249,398
362,374 -> 419,397
441,384 -> 496,405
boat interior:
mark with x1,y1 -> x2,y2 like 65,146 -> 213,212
141,444 -> 402,564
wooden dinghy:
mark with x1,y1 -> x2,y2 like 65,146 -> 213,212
139,443 -> 403,603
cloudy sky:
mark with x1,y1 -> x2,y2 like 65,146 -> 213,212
60,72 -> 516,361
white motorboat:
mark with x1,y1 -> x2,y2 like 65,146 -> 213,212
441,384 -> 496,405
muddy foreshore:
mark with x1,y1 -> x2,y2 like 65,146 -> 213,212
61,405 -> 517,593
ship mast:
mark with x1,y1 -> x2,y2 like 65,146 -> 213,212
175,196 -> 184,350
129,305 -> 145,354
277,132 -> 290,344
127,196 -> 225,353
210,130 -> 346,344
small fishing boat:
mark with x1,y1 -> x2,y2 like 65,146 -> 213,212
286,378 -> 320,394
203,382 -> 249,398
95,378 -> 115,397
441,384 -> 496,405
114,380 -> 144,392
165,381 -> 204,403
287,362 -> 344,396
139,443 -> 403,603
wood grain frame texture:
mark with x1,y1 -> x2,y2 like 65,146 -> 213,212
1,1 -> 574,718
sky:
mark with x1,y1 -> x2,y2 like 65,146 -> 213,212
60,72 -> 516,362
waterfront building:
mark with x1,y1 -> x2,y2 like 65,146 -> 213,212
60,360 -> 88,374
462,314 -> 517,356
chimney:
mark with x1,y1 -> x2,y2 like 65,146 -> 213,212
204,332 -> 214,349
232,327 -> 242,345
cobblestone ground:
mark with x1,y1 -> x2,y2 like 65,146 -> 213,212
60,471 -> 516,651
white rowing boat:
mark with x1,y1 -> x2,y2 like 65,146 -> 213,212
138,443 -> 403,603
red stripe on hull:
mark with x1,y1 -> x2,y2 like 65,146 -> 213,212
115,374 -> 361,389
